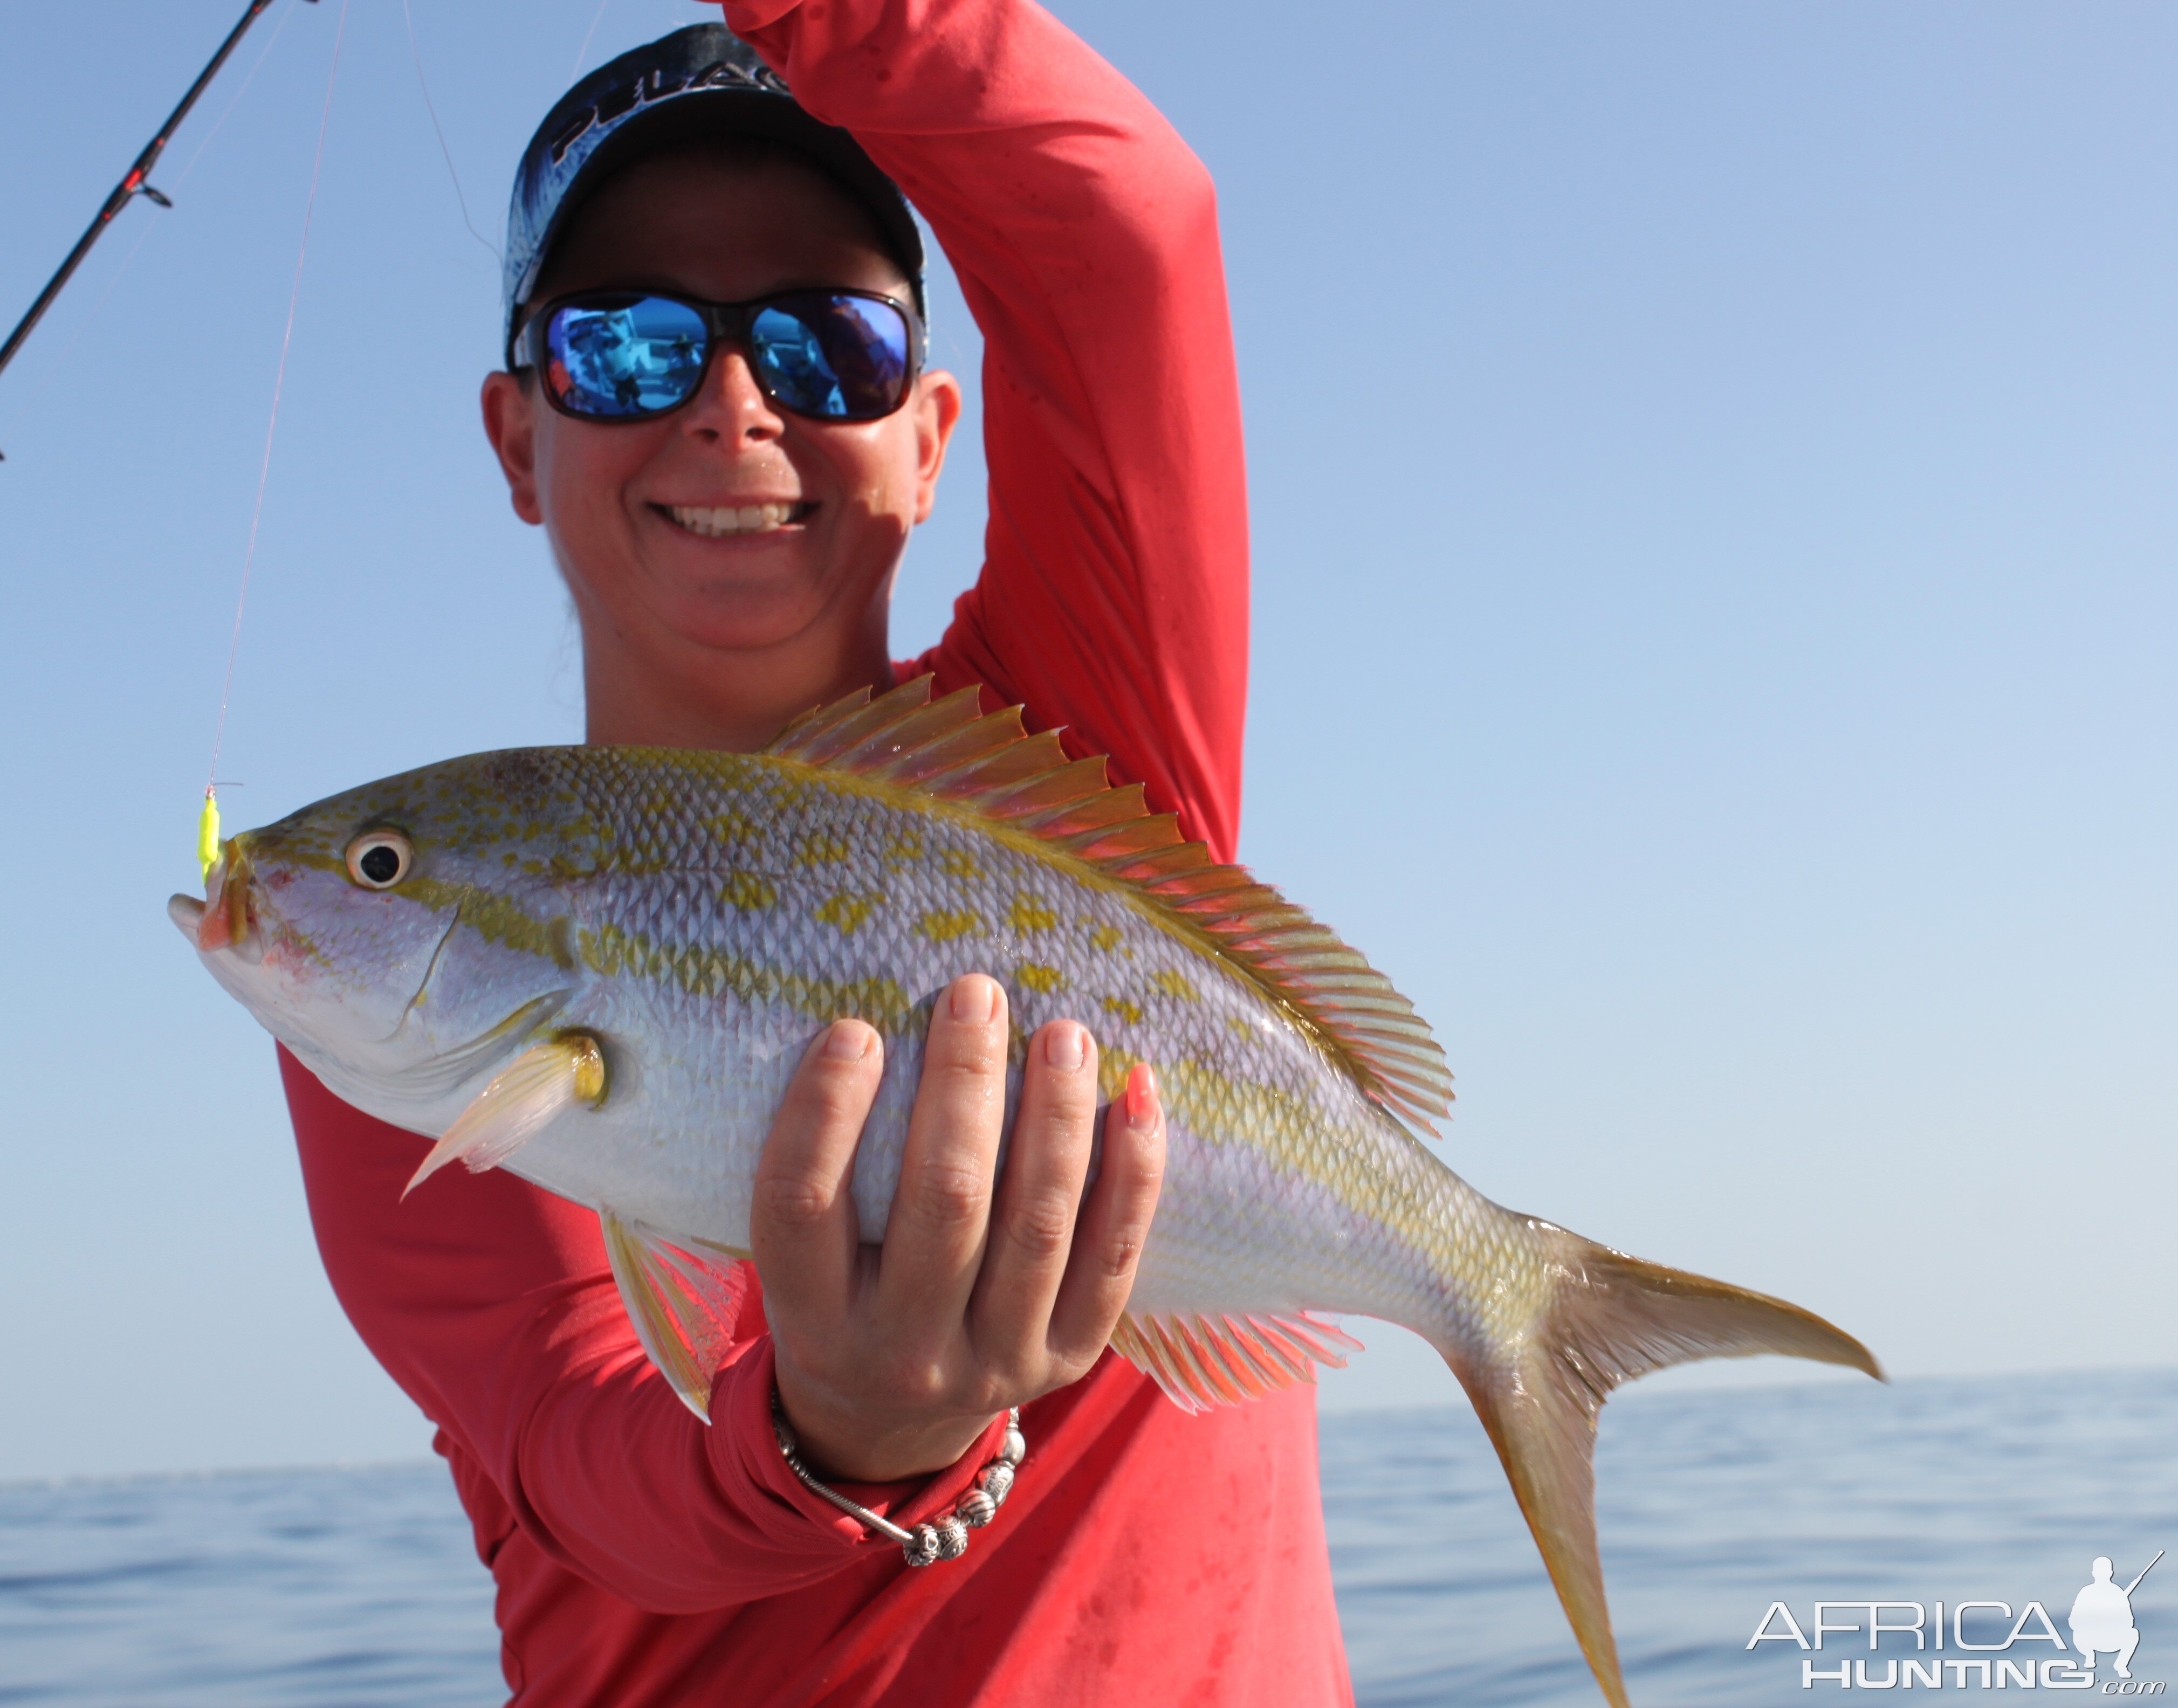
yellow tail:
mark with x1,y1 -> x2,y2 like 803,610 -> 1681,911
1441,1225 -> 1882,1708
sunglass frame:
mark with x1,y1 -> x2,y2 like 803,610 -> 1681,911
514,286 -> 926,425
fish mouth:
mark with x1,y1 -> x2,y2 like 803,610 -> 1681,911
169,838 -> 262,961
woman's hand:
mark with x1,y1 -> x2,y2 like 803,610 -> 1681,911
751,974 -> 1165,1483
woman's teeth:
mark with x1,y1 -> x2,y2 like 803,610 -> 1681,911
665,501 -> 810,537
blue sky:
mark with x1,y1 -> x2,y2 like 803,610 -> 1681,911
1,0 -> 2171,1479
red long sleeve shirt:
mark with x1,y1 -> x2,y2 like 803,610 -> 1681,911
280,2 -> 1352,1701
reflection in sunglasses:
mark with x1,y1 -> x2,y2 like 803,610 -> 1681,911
538,290 -> 916,424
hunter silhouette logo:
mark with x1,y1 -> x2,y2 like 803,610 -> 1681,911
2073,1554 -> 2162,1681
1747,1549 -> 2165,1691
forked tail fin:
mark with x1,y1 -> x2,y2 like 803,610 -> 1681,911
1443,1225 -> 1882,1708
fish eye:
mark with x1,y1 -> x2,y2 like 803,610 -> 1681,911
345,829 -> 414,890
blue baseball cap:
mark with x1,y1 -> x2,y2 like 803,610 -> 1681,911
502,24 -> 926,366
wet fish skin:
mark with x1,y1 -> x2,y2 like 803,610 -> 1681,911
170,678 -> 1879,1708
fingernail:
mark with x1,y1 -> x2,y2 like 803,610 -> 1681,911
1045,1021 -> 1087,1070
825,1021 -> 873,1061
1125,1062 -> 1158,1127
950,975 -> 1000,1022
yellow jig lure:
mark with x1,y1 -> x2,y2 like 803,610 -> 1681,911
197,790 -> 222,879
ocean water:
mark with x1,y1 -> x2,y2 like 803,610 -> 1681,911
3,1368 -> 2172,1706
1328,1368 -> 2177,1706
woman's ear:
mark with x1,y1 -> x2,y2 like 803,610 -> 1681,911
481,370 -> 545,526
910,368 -> 964,526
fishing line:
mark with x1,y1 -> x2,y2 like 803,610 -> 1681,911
174,0 -> 301,188
200,0 -> 352,874
571,0 -> 615,78
400,0 -> 502,268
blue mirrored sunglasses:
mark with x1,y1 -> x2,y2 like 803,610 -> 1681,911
517,288 -> 923,424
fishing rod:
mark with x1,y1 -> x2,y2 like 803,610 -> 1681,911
0,0 -> 318,457
2124,1551 -> 2163,1597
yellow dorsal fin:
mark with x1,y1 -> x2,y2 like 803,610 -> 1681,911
767,677 -> 1455,1133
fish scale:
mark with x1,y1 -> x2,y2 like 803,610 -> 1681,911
559,759 -> 1391,1266
171,674 -> 1879,1708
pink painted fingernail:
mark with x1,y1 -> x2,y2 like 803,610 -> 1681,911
1045,1022 -> 1087,1070
825,1021 -> 874,1060
1125,1063 -> 1158,1127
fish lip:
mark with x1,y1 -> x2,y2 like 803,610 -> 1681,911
168,893 -> 207,940
188,839 -> 266,962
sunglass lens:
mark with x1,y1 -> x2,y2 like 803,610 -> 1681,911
750,295 -> 912,420
545,297 -> 709,418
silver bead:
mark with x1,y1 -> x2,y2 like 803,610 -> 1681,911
956,1488 -> 998,1529
933,1515 -> 970,1560
1000,1425 -> 1026,1466
979,1461 -> 1015,1505
903,1524 -> 943,1568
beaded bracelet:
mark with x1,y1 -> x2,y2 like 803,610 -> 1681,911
770,1394 -> 1025,1567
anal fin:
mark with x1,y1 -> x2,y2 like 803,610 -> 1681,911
1112,1311 -> 1363,1414
600,1211 -> 753,1422
403,1031 -> 605,1199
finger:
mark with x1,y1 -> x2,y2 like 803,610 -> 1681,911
750,1020 -> 884,1331
1049,1062 -> 1166,1363
971,1018 -> 1099,1360
876,974 -> 1010,1324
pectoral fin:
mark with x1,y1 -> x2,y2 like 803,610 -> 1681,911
402,1031 -> 606,1199
600,1211 -> 752,1421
